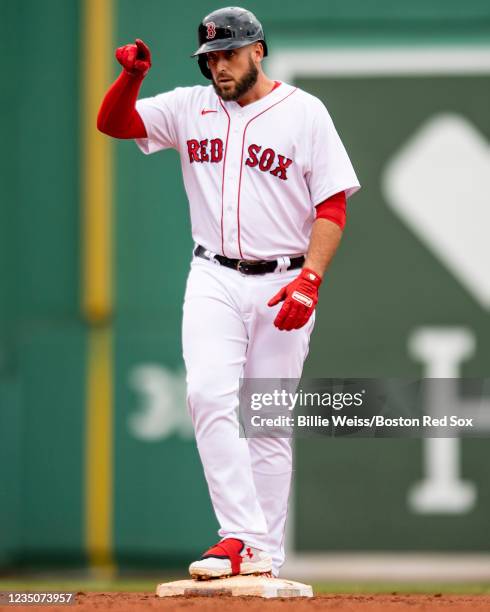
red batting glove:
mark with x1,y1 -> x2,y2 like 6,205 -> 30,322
115,38 -> 152,77
267,268 -> 322,331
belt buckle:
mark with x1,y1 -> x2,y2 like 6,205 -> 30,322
236,259 -> 258,275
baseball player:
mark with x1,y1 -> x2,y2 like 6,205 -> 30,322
98,7 -> 360,580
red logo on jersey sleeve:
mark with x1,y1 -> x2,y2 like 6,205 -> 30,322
206,22 -> 216,40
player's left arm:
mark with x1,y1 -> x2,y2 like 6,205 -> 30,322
268,97 -> 359,332
304,190 -> 346,277
267,191 -> 346,332
303,217 -> 342,278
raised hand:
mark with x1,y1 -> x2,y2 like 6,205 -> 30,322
115,38 -> 152,77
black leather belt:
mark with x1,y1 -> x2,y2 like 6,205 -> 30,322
194,245 -> 305,275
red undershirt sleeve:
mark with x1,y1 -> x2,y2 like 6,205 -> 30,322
314,191 -> 347,230
97,70 -> 147,139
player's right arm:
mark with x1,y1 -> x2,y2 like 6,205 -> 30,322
97,39 -> 151,139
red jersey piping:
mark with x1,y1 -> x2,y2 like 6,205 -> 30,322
236,88 -> 298,257
218,98 -> 231,256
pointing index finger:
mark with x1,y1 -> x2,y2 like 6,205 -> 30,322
135,38 -> 150,58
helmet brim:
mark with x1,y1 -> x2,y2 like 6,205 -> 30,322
191,38 -> 264,57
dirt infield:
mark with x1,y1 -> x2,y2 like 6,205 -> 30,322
5,592 -> 489,611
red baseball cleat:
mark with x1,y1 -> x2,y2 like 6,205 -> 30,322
189,538 -> 272,580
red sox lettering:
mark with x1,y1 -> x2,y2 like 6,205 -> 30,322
245,144 -> 292,180
187,138 -> 223,163
186,138 -> 293,180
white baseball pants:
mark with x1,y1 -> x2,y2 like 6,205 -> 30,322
182,255 -> 315,575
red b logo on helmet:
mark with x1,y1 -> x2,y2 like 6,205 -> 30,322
206,22 -> 216,40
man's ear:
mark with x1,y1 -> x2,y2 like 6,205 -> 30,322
254,42 -> 264,61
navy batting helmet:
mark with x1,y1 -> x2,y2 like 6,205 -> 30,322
192,7 -> 268,79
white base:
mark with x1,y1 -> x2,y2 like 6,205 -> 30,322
156,575 -> 314,598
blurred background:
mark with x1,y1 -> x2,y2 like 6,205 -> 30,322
1,0 -> 489,588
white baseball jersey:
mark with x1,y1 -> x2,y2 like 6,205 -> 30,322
135,82 -> 360,260
133,79 -> 360,576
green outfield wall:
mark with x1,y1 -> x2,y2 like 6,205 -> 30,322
1,0 -> 489,568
